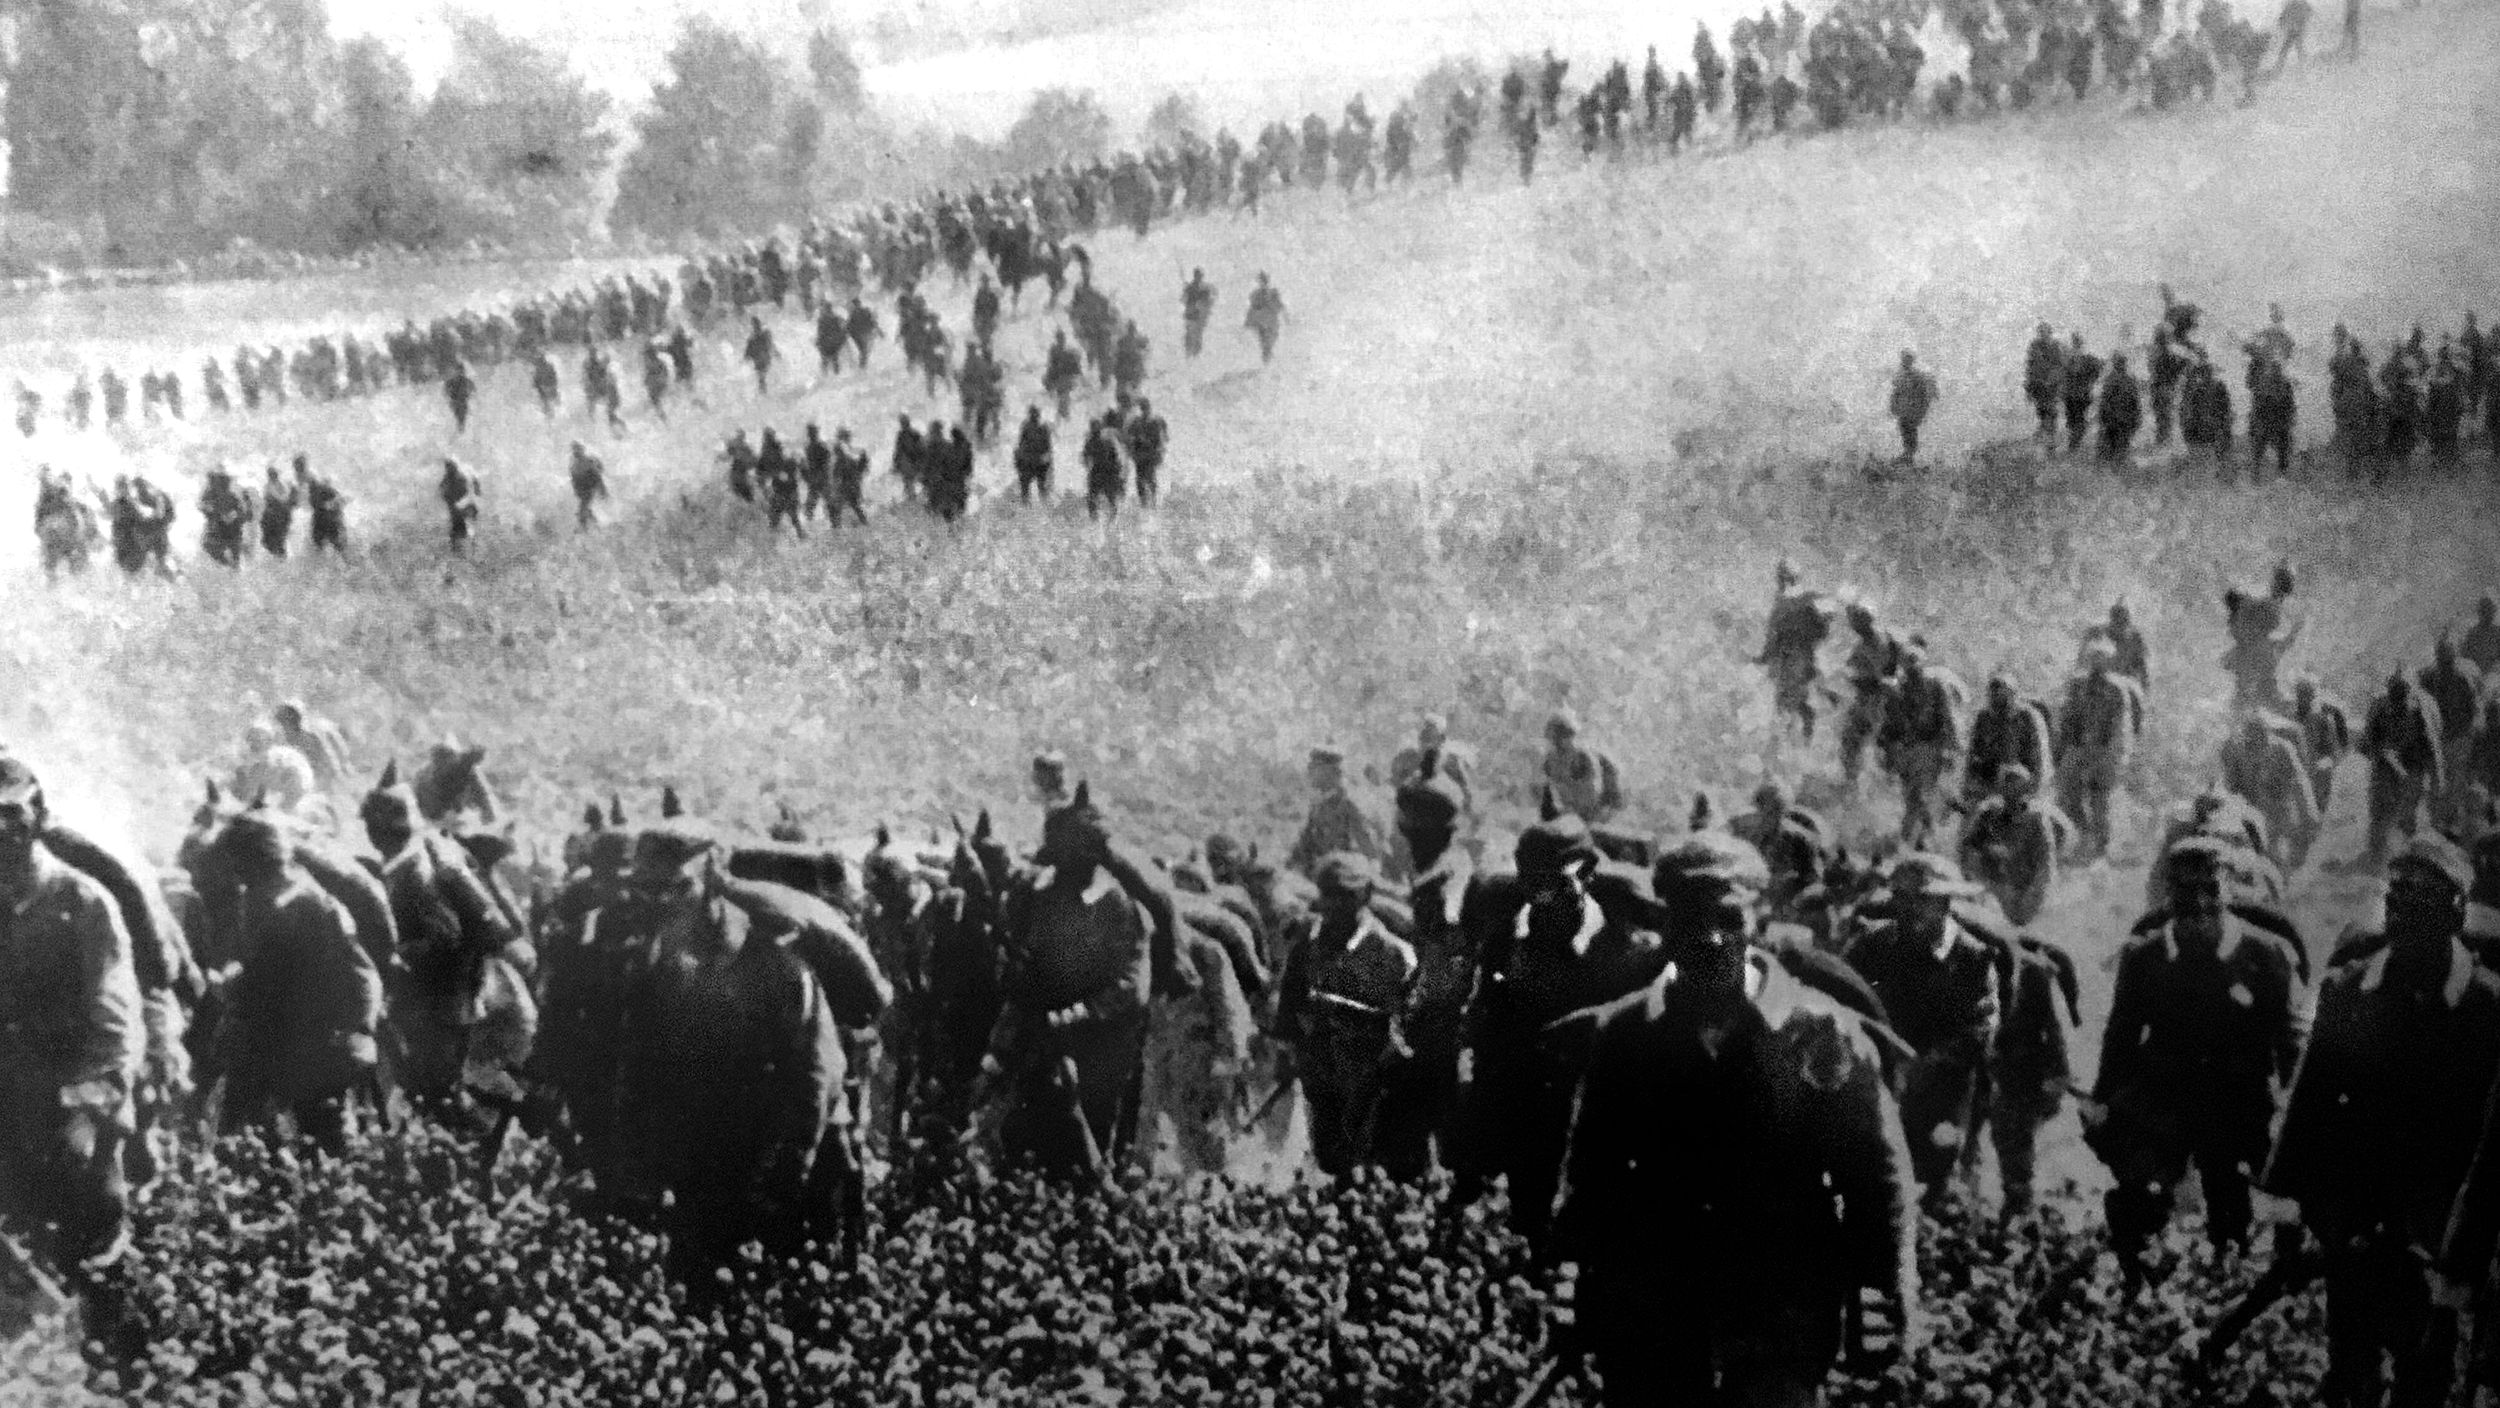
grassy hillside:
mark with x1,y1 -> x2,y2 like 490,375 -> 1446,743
4,0 -> 2495,1204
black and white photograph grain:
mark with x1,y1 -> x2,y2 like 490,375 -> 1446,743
0,0 -> 2494,1399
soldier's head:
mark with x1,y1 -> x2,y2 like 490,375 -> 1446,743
631,820 -> 721,914
2437,632 -> 2459,666
1314,852 -> 1376,917
1653,832 -> 1770,962
1203,832 -> 1247,886
1394,765 -> 1464,863
1420,710 -> 1460,755
2271,560 -> 2295,598
2387,671 -> 2410,703
2293,673 -> 2318,707
1899,349 -> 1916,369
1516,814 -> 1600,907
2110,352 -> 2129,372
1306,744 -> 1346,792
1751,779 -> 1789,818
220,806 -> 294,891
1986,674 -> 2014,709
1774,558 -> 1799,589
1996,762 -> 2036,802
1543,709 -> 1582,751
2386,835 -> 2471,942
1846,601 -> 1876,635
2163,836 -> 2231,939
272,700 -> 307,734
2037,321 -> 2053,339
2109,599 -> 2131,629
0,756 -> 48,879
1888,852 -> 1978,934
2070,331 -> 2085,349
359,761 -> 421,857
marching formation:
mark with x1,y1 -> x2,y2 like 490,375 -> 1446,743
10,547 -> 2500,1402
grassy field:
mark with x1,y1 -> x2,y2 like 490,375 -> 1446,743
4,0 -> 2497,1205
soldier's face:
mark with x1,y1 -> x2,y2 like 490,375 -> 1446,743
0,797 -> 38,866
2171,876 -> 2225,940
2387,865 -> 2463,936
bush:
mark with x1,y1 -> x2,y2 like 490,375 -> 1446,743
87,1121 -> 2330,1406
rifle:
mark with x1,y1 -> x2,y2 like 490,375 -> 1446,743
2186,1223 -> 2319,1392
1233,1071 -> 1297,1133
1506,1324 -> 1586,1408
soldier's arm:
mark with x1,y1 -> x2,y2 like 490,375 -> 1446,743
760,963 -> 842,1195
66,884 -> 145,1107
798,914 -> 895,1030
438,848 -> 518,951
2089,943 -> 2150,1103
1548,1024 -> 1630,1270
1827,1020 -> 1921,1332
2439,1058 -> 2500,1284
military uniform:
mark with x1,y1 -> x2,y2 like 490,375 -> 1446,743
2056,659 -> 2143,858
1838,622 -> 1901,784
1963,688 -> 2055,809
211,845 -> 384,1150
1554,948 -> 1916,1407
1844,873 -> 2005,1198
1273,858 -> 1422,1179
1287,785 -> 1387,877
2219,720 -> 2320,868
1375,770 -> 1475,1180
2360,678 -> 2444,865
1957,779 -> 2070,926
1878,660 -> 1963,846
2094,841 -> 2304,1269
1457,817 -> 1667,1248
1541,741 -> 1626,825
2266,841 -> 2499,1408
0,837 -> 144,1271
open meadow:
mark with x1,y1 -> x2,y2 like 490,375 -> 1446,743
4,1 -> 2499,1399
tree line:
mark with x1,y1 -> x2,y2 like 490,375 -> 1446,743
0,0 -> 1129,266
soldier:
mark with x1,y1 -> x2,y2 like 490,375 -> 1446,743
1082,416 -> 1125,521
1540,709 -> 1626,825
1839,603 -> 1902,788
829,429 -> 869,528
0,757 -> 144,1282
2460,595 -> 2500,678
1963,673 -> 2056,811
2290,673 -> 2354,814
2420,635 -> 2481,804
1958,764 -> 2072,926
301,459 -> 348,555
2056,639 -> 2145,859
203,808 -> 383,1153
232,723 -> 317,817
1271,854 -> 1420,1179
606,822 -> 845,1292
667,326 -> 697,390
887,416 -> 921,504
271,700 -> 351,795
1111,320 -> 1150,401
1043,330 -> 1084,421
1180,269 -> 1217,359
1287,744 -> 1387,877
639,341 -> 671,420
1456,811 -> 1667,1250
1845,854 -> 2005,1206
1878,643 -> 1964,847
1126,398 -> 1168,508
846,297 -> 881,369
1983,915 -> 2080,1219
1014,406 -> 1054,503
198,467 -> 254,568
2359,671 -> 2445,866
2060,333 -> 2104,455
1373,756 -> 1474,1178
443,359 -> 477,434
439,459 -> 482,552
2147,325 -> 2189,446
1889,350 -> 1939,461
412,736 -> 503,827
2220,711 -> 2321,868
2099,351 -> 2144,461
1759,560 -> 1833,740
258,465 -> 296,559
971,274 -> 1001,348
1388,713 -> 1477,823
1730,780 -> 1827,920
743,316 -> 776,395
2223,562 -> 2304,709
1551,831 -> 1921,1406
759,429 -> 805,537
2267,836 -> 2499,1408
528,348 -> 560,417
1245,273 -> 1287,365
2025,322 -> 2066,443
800,424 -> 834,523
2089,836 -> 2304,1283
2248,351 -> 2297,480
568,442 -> 610,530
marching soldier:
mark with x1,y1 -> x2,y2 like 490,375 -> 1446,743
1539,709 -> 1625,825
1551,832 -> 1920,1404
1889,350 -> 1938,461
1758,560 -> 1834,740
1014,406 -> 1054,503
2359,671 -> 2445,867
2267,836 -> 2500,1408
1844,854 -> 2006,1207
2060,333 -> 2104,455
258,465 -> 296,558
2291,673 -> 2354,814
1044,330 -> 1084,420
1287,744 -> 1387,878
1963,673 -> 2056,811
2219,711 -> 2320,869
2090,837 -> 2304,1284
568,442 -> 610,530
743,316 -> 776,395
1958,764 -> 2072,927
439,459 -> 482,552
1879,643 -> 1964,847
1373,755 -> 1475,1179
0,757 -> 146,1281
1271,854 -> 1420,1179
1454,811 -> 1666,1250
607,822 -> 847,1292
1180,269 -> 1217,359
2056,639 -> 2145,860
1245,274 -> 1287,365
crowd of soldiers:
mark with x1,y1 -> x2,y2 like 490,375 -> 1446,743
16,545 -> 2500,1402
2016,290 -> 2500,476
31,455 -> 350,580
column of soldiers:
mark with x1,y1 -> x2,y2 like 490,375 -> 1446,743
2020,297 -> 2497,475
